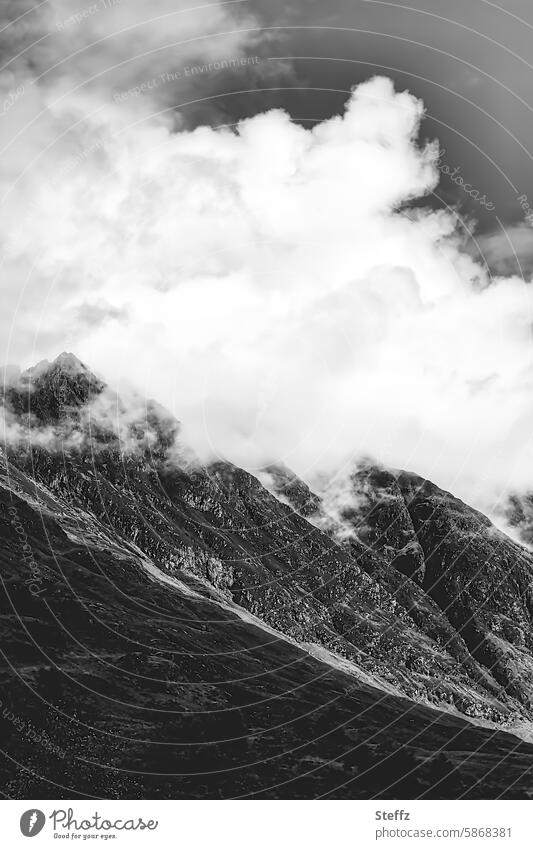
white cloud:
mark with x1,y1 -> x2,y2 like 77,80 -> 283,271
1,51 -> 533,520
472,223 -> 533,277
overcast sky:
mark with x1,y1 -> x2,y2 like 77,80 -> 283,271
1,0 -> 533,523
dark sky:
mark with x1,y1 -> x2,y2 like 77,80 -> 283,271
199,0 -> 533,273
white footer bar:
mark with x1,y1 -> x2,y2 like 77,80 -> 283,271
2,799 -> 530,847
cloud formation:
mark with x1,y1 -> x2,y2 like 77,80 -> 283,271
1,3 -> 532,524
472,222 -> 533,277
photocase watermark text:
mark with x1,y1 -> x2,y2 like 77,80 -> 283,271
1,84 -> 25,116
436,148 -> 495,211
51,807 -> 158,833
8,504 -> 46,598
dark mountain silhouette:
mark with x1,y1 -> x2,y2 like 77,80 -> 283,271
0,353 -> 532,799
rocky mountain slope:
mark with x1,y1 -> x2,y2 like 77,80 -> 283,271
266,463 -> 533,719
0,353 -> 532,798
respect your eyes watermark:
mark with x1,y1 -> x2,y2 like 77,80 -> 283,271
435,148 -> 496,211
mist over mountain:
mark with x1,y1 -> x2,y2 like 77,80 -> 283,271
1,353 -> 532,799
3,68 -> 533,527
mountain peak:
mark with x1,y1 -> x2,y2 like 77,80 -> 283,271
21,352 -> 90,382
53,351 -> 88,372
2,354 -> 180,458
7,352 -> 105,425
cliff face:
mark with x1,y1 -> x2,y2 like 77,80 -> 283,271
397,473 -> 533,707
1,354 -> 533,799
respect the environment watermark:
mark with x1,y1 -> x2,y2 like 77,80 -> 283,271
56,0 -> 122,30
60,135 -> 113,176
517,193 -> 533,227
113,56 -> 262,103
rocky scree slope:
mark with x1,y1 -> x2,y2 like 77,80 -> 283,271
2,355 -> 533,733
1,465 -> 532,799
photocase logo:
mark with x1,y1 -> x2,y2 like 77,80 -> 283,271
20,810 -> 46,837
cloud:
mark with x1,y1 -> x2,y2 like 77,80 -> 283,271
1,59 -> 533,522
0,1 -> 262,92
0,0 -> 272,357
472,223 -> 533,277
72,300 -> 129,330
0,0 -> 268,178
